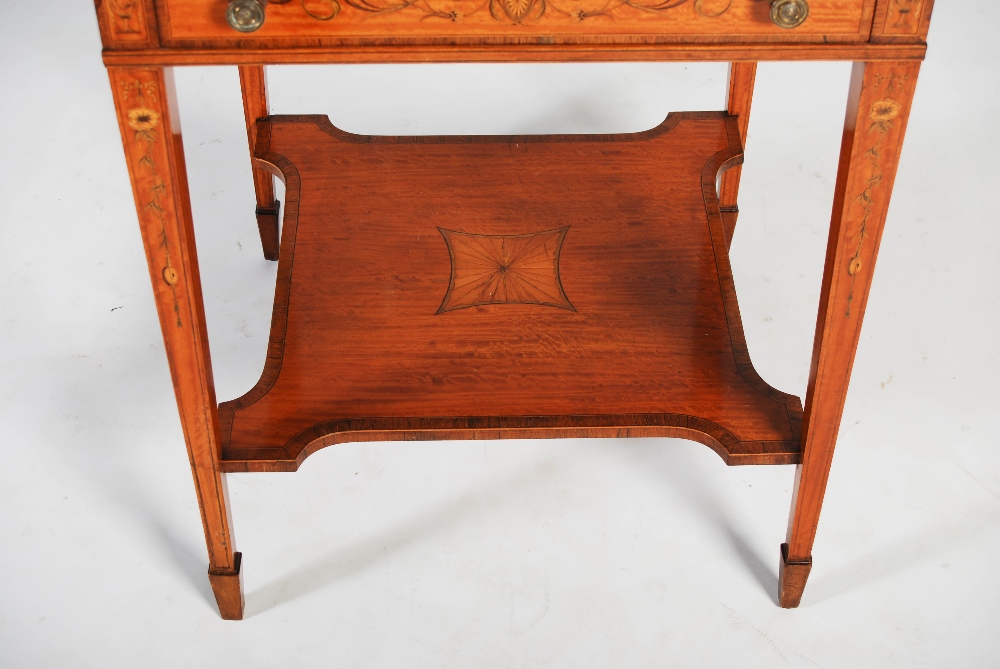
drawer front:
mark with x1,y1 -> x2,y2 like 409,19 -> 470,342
158,0 -> 877,47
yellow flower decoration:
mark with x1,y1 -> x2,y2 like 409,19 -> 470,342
869,99 -> 901,123
127,107 -> 160,131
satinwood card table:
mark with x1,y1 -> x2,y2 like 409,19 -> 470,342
93,0 -> 934,619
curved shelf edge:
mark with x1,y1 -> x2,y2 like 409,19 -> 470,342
221,113 -> 804,474
704,115 -> 804,443
276,112 -> 690,146
220,413 -> 802,473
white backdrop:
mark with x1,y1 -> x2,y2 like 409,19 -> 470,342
1,1 -> 997,666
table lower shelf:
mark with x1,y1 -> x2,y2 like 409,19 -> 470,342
218,112 -> 802,472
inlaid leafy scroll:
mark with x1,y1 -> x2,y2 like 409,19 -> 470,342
282,0 -> 731,24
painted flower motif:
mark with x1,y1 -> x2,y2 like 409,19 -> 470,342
127,107 -> 160,131
869,99 -> 901,123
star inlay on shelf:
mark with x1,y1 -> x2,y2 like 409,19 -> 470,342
437,227 -> 575,313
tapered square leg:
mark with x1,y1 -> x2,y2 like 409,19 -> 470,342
109,66 -> 243,620
719,61 -> 757,248
208,552 -> 244,620
781,61 -> 920,607
240,65 -> 280,261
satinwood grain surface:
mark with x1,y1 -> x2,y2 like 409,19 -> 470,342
217,112 -> 802,472
238,65 -> 276,214
99,42 -> 927,67
108,66 -> 243,617
238,65 -> 281,260
97,0 -> 927,66
871,0 -> 934,41
94,0 -> 159,50
93,0 -> 933,618
779,60 -> 921,607
719,61 -> 756,247
156,0 -> 877,47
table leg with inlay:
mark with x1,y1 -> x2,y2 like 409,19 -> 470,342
779,59 -> 921,607
108,65 -> 245,620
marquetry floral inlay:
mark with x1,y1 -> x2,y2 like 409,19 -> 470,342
127,107 -> 160,131
119,79 -> 182,327
845,73 -> 908,318
286,0 -> 729,24
868,99 -> 900,127
438,227 -> 574,313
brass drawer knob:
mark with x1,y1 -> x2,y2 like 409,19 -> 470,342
770,0 -> 809,28
226,0 -> 267,32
